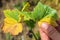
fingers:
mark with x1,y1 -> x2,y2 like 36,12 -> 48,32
39,28 -> 50,40
40,23 -> 60,40
56,19 -> 60,25
56,19 -> 60,32
55,26 -> 60,32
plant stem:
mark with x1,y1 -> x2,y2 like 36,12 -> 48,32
31,30 -> 37,40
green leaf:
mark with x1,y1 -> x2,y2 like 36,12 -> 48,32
31,2 -> 45,21
42,6 -> 52,17
31,2 -> 58,21
21,11 -> 31,21
4,9 -> 20,22
47,9 -> 58,20
24,20 -> 35,30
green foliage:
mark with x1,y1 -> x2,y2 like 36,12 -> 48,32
5,33 -> 13,40
31,2 -> 58,21
36,32 -> 40,40
4,2 -> 58,30
3,2 -> 58,40
31,2 -> 45,21
4,9 -> 20,22
14,3 -> 22,10
21,11 -> 31,21
4,1 -> 58,31
24,20 -> 35,30
21,2 -> 30,11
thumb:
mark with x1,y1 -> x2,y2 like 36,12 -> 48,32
39,28 -> 50,40
41,23 -> 60,40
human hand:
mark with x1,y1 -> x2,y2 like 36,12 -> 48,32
39,20 -> 60,40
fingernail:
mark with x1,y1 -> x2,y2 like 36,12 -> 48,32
41,23 -> 49,30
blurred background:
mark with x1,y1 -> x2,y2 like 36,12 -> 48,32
0,0 -> 60,40
0,0 -> 60,16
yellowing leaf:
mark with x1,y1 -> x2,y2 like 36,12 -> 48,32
38,13 -> 58,27
2,16 -> 22,35
4,17 -> 17,25
9,23 -> 23,35
2,22 -> 23,35
3,9 -> 23,35
4,9 -> 21,22
2,22 -> 12,33
38,17 -> 57,27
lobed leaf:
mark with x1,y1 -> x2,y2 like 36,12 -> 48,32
4,9 -> 21,22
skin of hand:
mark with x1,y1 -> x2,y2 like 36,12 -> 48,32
39,20 -> 60,40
